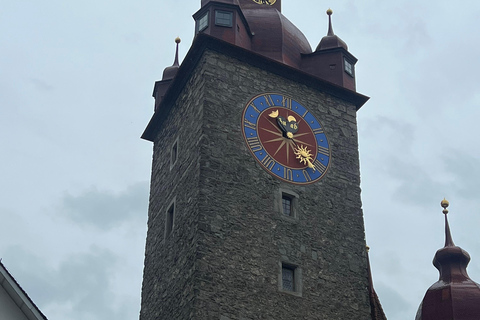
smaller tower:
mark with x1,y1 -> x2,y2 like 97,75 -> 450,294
415,199 -> 480,320
301,9 -> 357,91
153,37 -> 181,111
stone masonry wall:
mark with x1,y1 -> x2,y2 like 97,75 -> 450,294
140,48 -> 372,320
194,50 -> 371,319
139,58 -> 207,320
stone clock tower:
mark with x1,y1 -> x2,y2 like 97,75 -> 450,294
140,1 -> 385,319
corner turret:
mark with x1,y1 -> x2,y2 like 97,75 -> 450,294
153,37 -> 181,112
301,9 -> 357,91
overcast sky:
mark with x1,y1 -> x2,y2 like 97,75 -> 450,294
1,1 -> 480,319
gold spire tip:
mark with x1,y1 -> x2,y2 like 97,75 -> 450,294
441,198 -> 449,214
175,37 -> 181,44
326,8 -> 333,16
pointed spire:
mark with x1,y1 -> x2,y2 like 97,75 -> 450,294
173,37 -> 181,67
162,37 -> 182,81
326,8 -> 334,36
316,9 -> 348,51
441,198 -> 455,247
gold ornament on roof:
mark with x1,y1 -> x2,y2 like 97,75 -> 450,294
175,37 -> 181,44
327,8 -> 333,16
441,198 -> 449,215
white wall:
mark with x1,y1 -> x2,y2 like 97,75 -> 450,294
0,285 -> 29,320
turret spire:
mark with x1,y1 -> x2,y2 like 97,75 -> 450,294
173,37 -> 181,67
316,9 -> 348,51
441,198 -> 455,247
326,8 -> 334,36
162,37 -> 182,81
415,199 -> 480,320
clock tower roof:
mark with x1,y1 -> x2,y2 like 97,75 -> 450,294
241,5 -> 312,67
195,0 -> 312,69
143,33 -> 369,142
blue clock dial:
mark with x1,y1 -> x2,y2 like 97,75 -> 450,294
242,93 -> 331,185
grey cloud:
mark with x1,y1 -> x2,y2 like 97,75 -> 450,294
2,246 -> 137,320
443,151 -> 480,200
385,156 -> 446,206
360,116 -> 416,148
375,282 -> 414,320
58,181 -> 149,230
30,78 -> 54,92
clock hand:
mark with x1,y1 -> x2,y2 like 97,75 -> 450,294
269,110 -> 314,170
268,110 -> 296,138
292,142 -> 316,171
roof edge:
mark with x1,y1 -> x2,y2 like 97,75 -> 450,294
142,33 -> 369,142
0,260 -> 48,320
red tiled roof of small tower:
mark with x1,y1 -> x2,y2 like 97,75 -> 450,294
415,199 -> 480,320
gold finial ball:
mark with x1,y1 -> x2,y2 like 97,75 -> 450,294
441,198 -> 449,214
175,37 -> 181,44
326,8 -> 333,16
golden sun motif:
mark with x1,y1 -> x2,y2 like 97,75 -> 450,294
294,145 -> 316,171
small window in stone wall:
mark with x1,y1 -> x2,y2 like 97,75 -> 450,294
165,201 -> 175,238
279,189 -> 298,219
282,195 -> 293,216
279,262 -> 302,296
282,265 -> 295,291
215,10 -> 233,27
170,139 -> 178,169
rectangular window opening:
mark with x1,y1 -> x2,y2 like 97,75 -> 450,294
170,140 -> 178,168
215,10 -> 233,27
282,195 -> 293,216
165,203 -> 175,238
197,12 -> 209,32
282,264 -> 295,292
344,58 -> 354,77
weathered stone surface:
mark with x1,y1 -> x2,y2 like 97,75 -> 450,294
140,49 -> 371,319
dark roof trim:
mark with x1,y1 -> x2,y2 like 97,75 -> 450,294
0,260 -> 48,320
142,33 -> 369,142
302,46 -> 359,64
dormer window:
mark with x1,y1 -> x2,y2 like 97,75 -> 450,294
197,12 -> 209,32
215,10 -> 233,27
344,58 -> 354,77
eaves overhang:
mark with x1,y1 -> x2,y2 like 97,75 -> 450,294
0,261 -> 48,320
142,33 -> 369,142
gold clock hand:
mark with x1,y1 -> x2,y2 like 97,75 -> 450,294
292,142 -> 316,171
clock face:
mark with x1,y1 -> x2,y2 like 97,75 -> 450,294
242,93 -> 331,184
251,0 -> 276,5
